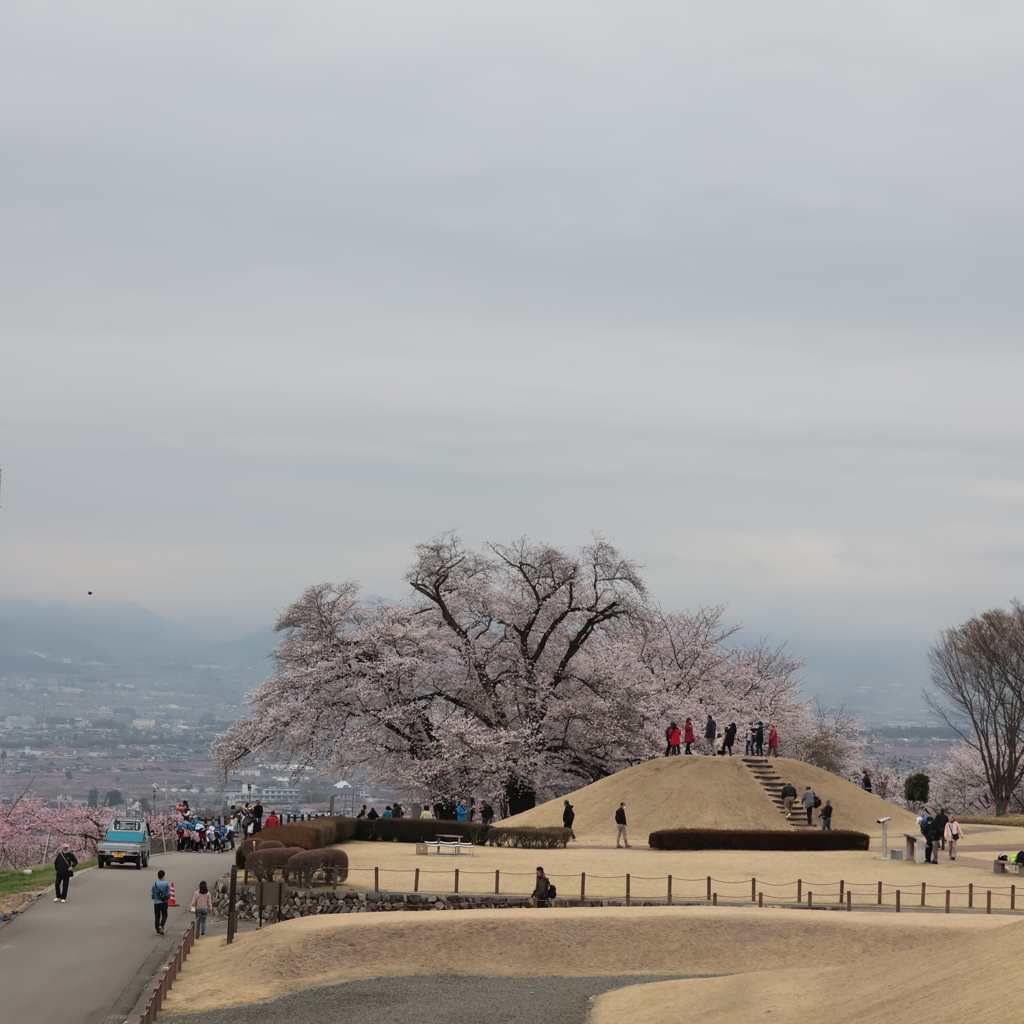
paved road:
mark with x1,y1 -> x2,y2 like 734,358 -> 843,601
0,850 -> 233,1024
165,974 -> 700,1024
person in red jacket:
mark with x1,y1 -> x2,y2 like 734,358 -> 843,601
665,722 -> 682,756
263,810 -> 280,829
683,718 -> 695,754
767,723 -> 779,757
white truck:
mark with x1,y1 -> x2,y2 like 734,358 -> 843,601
97,816 -> 152,869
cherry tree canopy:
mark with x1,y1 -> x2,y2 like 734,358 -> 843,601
213,533 -> 809,812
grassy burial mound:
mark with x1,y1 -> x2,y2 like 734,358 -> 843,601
590,914 -> 1024,1024
159,905 -> 1010,1014
501,755 -> 917,839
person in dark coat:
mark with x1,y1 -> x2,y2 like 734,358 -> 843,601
931,809 -> 950,858
366,806 -> 379,820
481,803 -> 494,825
722,723 -> 737,756
53,844 -> 78,902
703,715 -> 717,756
532,866 -> 552,908
251,801 -> 264,834
861,770 -> 872,793
562,800 -> 576,840
753,722 -> 764,756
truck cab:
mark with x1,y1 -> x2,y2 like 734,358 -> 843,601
97,817 -> 152,869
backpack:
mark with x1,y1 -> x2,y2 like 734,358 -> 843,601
547,883 -> 557,899
813,797 -> 821,808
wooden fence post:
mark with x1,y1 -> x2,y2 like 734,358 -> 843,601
374,867 -> 379,892
846,891 -> 852,912
945,890 -> 951,913
758,891 -> 763,908
414,868 -> 420,893
667,875 -> 672,906
1012,884 -> 1016,911
921,882 -> 926,907
969,883 -> 974,908
454,868 -> 459,894
625,874 -> 630,905
877,881 -> 882,906
839,879 -> 844,904
706,876 -> 711,900
987,890 -> 992,914
227,865 -> 238,945
712,892 -> 717,906
797,879 -> 802,903
580,872 -> 585,903
807,891 -> 813,909
751,878 -> 756,902
895,890 -> 901,913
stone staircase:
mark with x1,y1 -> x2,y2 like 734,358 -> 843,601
742,757 -> 814,828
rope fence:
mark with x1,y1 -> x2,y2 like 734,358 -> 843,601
337,867 -> 1020,913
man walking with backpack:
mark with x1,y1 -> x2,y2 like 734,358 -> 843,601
532,866 -> 553,907
802,786 -> 818,826
615,803 -> 630,848
152,869 -> 172,935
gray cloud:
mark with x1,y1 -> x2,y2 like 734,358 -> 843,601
2,1 -> 1023,715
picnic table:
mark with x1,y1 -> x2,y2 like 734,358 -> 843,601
416,834 -> 475,856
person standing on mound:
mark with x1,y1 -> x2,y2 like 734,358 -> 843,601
562,800 -> 576,839
802,786 -> 818,826
683,718 -> 695,754
819,800 -> 833,830
615,803 -> 630,847
754,721 -> 764,756
767,723 -> 779,757
703,715 -> 717,756
781,781 -> 797,819
665,722 -> 681,756
861,770 -> 872,793
722,722 -> 737,756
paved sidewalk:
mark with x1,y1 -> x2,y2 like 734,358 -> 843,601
0,850 -> 233,1024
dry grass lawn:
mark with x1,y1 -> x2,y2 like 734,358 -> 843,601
590,915 -> 1024,1024
339,837 -> 1021,907
160,905 -> 1011,1015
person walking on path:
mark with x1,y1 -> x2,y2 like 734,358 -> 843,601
665,722 -> 681,756
780,781 -> 797,819
802,786 -> 818,826
683,718 -> 695,754
703,715 -> 717,756
932,808 -> 950,852
819,800 -> 833,831
722,722 -> 737,756
861,770 -> 872,793
925,815 -> 944,863
944,815 -> 964,860
767,723 -> 779,757
152,869 -> 171,935
562,800 -> 576,840
189,881 -> 213,936
615,803 -> 630,847
53,844 -> 78,903
532,866 -> 552,908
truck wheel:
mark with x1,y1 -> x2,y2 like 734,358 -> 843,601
135,859 -> 142,869
98,857 -> 105,868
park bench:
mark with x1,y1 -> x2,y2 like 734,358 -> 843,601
416,834 -> 475,856
992,859 -> 1024,875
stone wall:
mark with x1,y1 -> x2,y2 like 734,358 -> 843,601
212,878 -> 668,921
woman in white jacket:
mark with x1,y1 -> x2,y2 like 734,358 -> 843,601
944,816 -> 965,861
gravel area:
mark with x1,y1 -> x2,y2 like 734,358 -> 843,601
165,974 -> 708,1024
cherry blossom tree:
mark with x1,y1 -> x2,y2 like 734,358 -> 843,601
0,784 -> 106,870
213,532 -> 811,812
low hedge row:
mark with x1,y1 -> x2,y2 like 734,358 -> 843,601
648,829 -> 871,851
958,815 -> 1024,828
356,819 -> 489,844
484,826 -> 572,849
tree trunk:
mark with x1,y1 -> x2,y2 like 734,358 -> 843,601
504,778 -> 536,816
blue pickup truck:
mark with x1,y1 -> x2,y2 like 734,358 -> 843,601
96,817 -> 152,869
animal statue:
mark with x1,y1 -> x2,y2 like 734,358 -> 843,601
246,846 -> 305,882
286,848 -> 350,888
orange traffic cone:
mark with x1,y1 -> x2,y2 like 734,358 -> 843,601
168,882 -> 178,907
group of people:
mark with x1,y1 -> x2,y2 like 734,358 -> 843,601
917,808 -> 965,863
664,717 -> 780,757
150,869 -> 213,936
779,782 -> 833,828
355,799 -> 497,824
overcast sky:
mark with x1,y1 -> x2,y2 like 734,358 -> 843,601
2,1 -> 1023,717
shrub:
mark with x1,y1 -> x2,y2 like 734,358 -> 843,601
904,772 -> 930,805
246,846 -> 304,882
648,829 -> 870,851
355,818 -> 489,844
485,827 -> 573,849
235,836 -> 284,869
254,824 -> 321,850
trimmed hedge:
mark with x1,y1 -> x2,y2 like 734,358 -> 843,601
958,815 -> 1024,828
485,826 -> 572,850
648,828 -> 870,851
355,818 -> 490,844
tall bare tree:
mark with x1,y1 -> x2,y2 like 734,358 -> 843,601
926,601 -> 1024,815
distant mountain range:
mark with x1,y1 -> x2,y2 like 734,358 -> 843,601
0,598 -> 277,677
